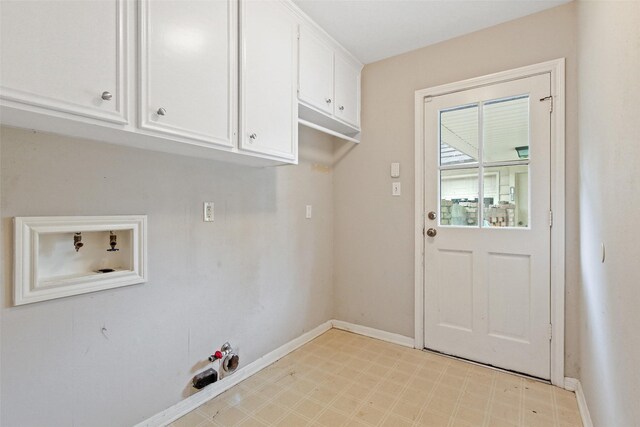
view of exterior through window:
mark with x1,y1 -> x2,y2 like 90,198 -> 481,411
439,96 -> 530,228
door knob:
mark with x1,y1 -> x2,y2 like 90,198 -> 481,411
427,211 -> 437,220
101,91 -> 113,101
157,107 -> 167,116
426,228 -> 437,237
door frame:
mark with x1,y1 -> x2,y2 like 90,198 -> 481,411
413,59 -> 566,386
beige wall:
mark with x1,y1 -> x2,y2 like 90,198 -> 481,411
0,126 -> 335,426
333,2 -> 580,376
577,1 -> 640,424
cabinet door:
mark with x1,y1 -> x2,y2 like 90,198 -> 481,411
298,27 -> 334,115
0,0 -> 128,124
240,0 -> 297,162
334,54 -> 361,128
139,0 -> 236,147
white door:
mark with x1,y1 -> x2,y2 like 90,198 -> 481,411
139,0 -> 236,147
298,27 -> 334,115
0,0 -> 128,124
334,54 -> 360,128
239,0 -> 298,162
423,74 -> 552,379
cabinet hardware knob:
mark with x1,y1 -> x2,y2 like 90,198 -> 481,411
157,107 -> 167,116
249,133 -> 257,140
325,98 -> 332,104
426,228 -> 437,237
339,105 -> 344,111
101,91 -> 113,101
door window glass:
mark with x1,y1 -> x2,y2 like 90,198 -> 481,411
482,166 -> 529,228
440,168 -> 479,227
438,95 -> 531,228
483,95 -> 529,163
440,104 -> 478,166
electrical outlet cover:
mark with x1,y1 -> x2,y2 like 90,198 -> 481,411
203,202 -> 214,222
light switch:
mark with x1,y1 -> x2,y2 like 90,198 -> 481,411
392,182 -> 401,196
391,162 -> 400,178
306,205 -> 312,219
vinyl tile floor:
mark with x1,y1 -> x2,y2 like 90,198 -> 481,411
170,329 -> 582,427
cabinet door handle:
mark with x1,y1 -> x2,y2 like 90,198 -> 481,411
339,105 -> 344,111
156,107 -> 167,116
325,98 -> 332,104
249,133 -> 257,140
101,91 -> 113,101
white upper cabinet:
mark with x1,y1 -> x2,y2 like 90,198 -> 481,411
239,0 -> 298,162
139,0 -> 236,147
0,0 -> 360,164
334,53 -> 361,128
298,28 -> 334,115
297,22 -> 362,138
0,0 -> 128,124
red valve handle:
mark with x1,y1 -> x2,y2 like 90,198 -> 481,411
208,350 -> 224,362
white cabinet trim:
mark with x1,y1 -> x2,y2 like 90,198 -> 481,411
298,118 -> 359,143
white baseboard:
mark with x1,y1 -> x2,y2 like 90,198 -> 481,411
331,320 -> 415,348
564,377 -> 593,427
134,320 -> 332,427
563,377 -> 578,391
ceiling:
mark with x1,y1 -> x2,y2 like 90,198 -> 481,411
293,0 -> 570,64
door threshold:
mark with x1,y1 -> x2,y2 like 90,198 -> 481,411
422,347 -> 551,385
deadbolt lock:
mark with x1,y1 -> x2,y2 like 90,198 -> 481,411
427,211 -> 437,220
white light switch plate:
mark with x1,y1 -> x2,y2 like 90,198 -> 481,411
306,205 -> 312,219
392,182 -> 401,196
391,162 -> 400,178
